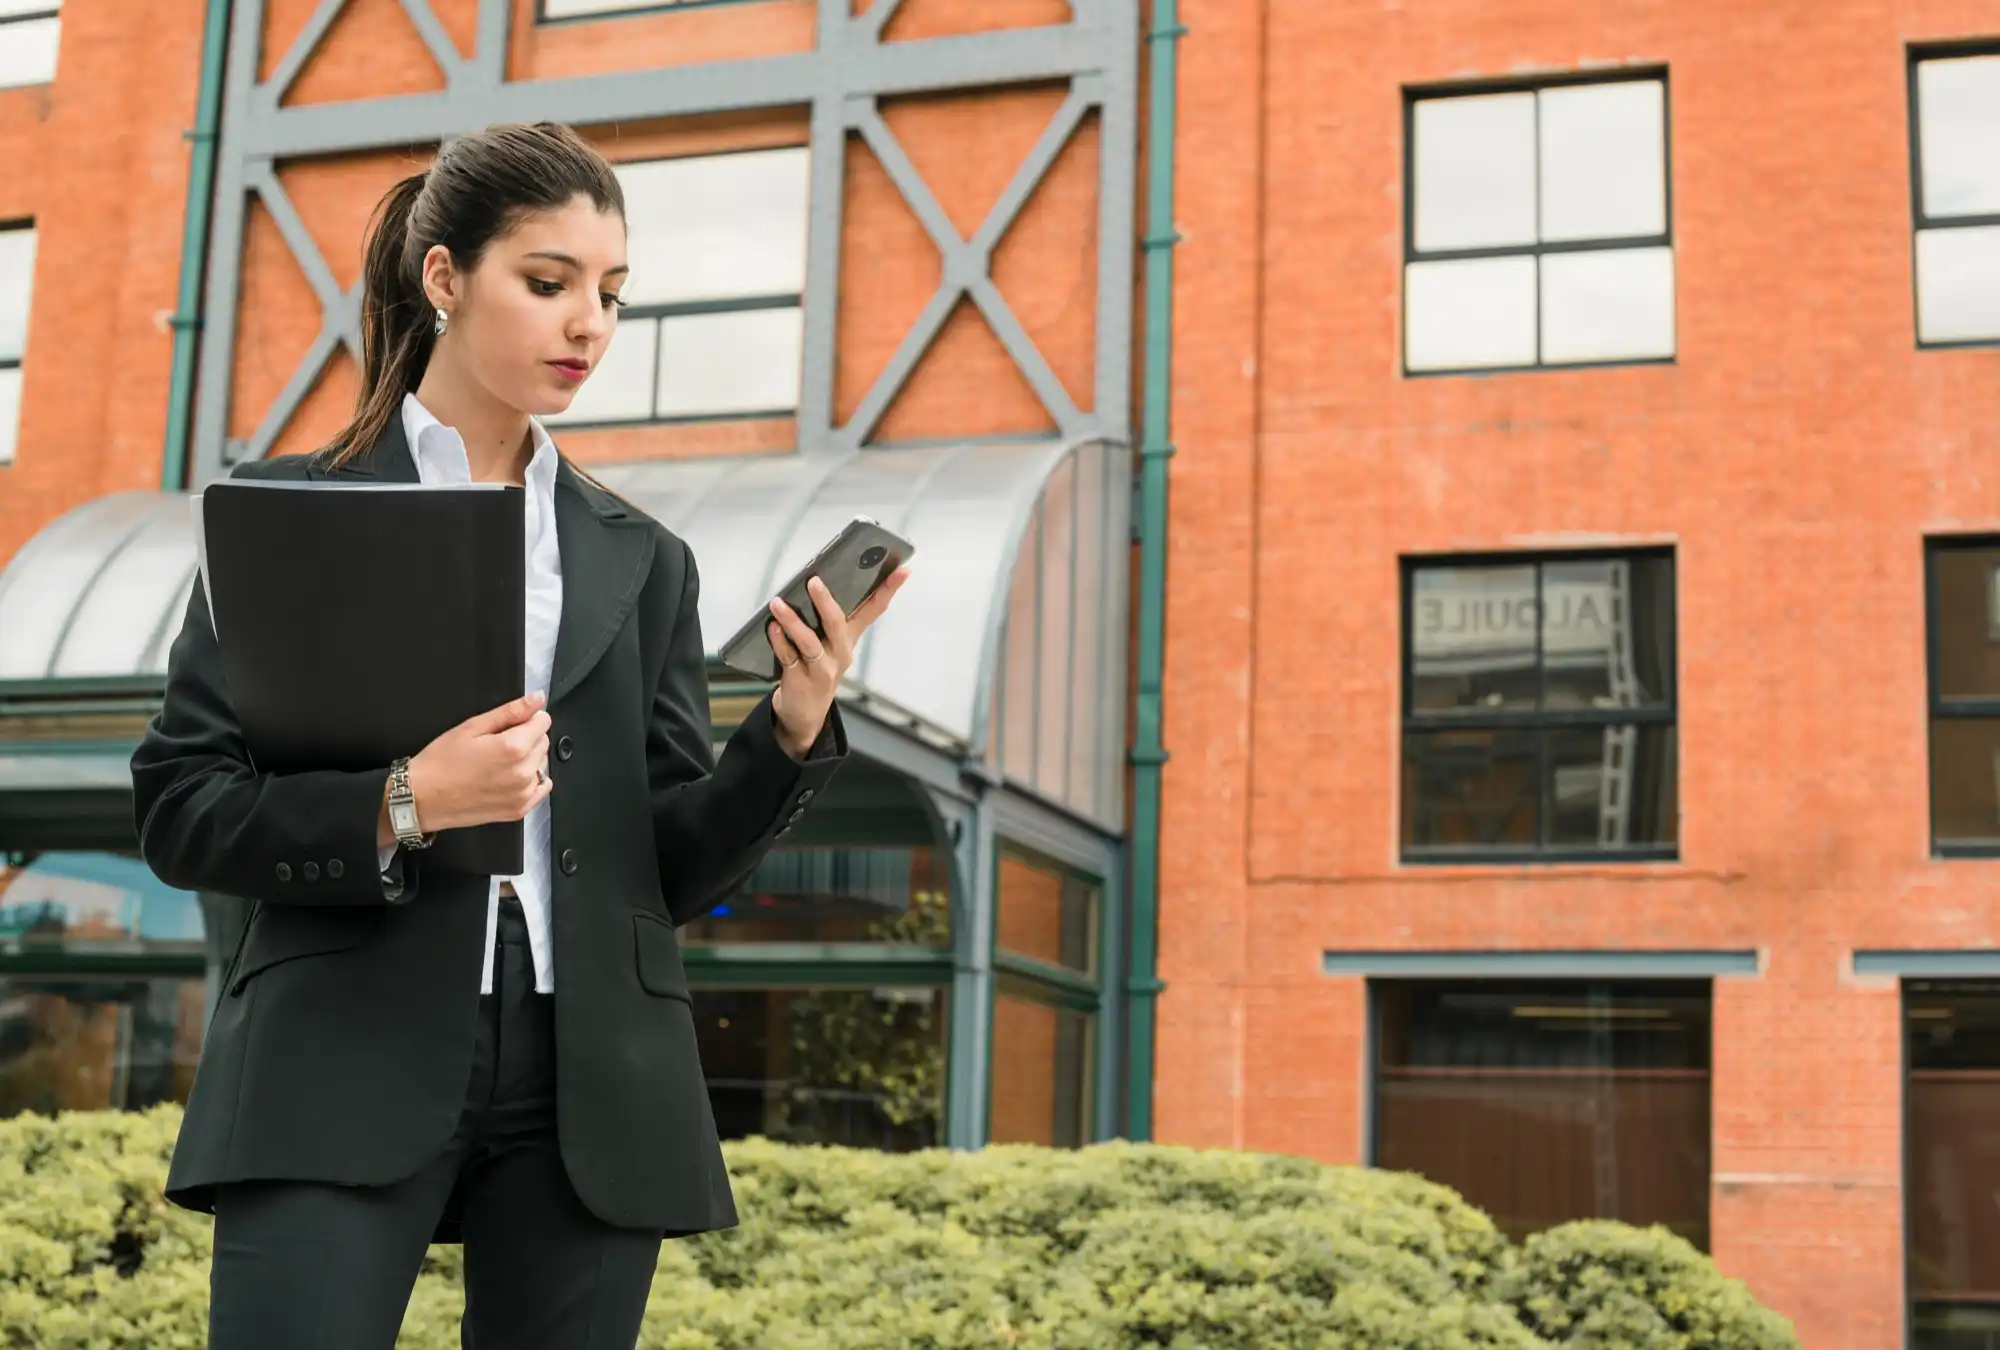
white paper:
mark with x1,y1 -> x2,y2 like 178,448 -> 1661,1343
189,492 -> 213,639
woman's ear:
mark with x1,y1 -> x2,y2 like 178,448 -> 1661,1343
419,244 -> 460,313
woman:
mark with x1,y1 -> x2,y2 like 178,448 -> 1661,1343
129,121 -> 907,1350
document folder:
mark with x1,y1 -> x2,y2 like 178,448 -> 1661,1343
193,479 -> 526,877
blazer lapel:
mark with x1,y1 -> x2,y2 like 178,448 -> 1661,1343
306,410 -> 420,483
549,458 -> 655,706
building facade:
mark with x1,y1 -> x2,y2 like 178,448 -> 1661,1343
3,2 -> 2000,1348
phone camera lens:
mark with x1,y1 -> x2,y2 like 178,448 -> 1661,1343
858,546 -> 887,569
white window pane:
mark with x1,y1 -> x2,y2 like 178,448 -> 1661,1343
0,367 -> 18,464
0,17 -> 57,90
1405,256 -> 1537,371
1919,54 -> 2000,219
655,306 -> 803,418
0,0 -> 59,20
1917,224 -> 2000,344
543,317 -> 657,425
1412,93 -> 1537,252
1540,246 -> 1675,364
0,229 -> 36,361
542,0 -> 665,15
1539,80 -> 1667,242
619,148 -> 810,306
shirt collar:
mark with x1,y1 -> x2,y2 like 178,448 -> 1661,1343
400,392 -> 558,490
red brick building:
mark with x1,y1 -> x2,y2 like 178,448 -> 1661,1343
2,1 -> 2000,1346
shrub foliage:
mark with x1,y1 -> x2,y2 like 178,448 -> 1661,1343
0,1106 -> 1796,1349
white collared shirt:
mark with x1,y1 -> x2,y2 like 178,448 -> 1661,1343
379,392 -> 565,994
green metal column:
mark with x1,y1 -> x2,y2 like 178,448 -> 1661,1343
945,795 -> 996,1148
162,0 -> 232,492
1125,0 -> 1184,1142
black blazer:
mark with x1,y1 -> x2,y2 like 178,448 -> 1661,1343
129,417 -> 844,1238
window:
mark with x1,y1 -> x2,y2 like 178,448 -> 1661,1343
544,147 -> 808,428
695,985 -> 946,1151
1401,551 -> 1678,862
1372,980 -> 1712,1248
539,0 -> 750,20
987,846 -> 1103,1147
0,0 -> 59,90
1911,47 -> 2000,346
1923,540 -> 2000,853
0,224 -> 33,465
1906,982 -> 2000,1348
0,851 -> 205,1117
1403,72 -> 1673,374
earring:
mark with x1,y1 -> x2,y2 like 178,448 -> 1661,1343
433,307 -> 449,337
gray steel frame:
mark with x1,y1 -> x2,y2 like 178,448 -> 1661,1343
189,0 -> 1140,478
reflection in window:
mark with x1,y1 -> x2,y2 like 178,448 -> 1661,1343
1404,74 -> 1673,373
0,975 -> 203,1115
1928,541 -> 2000,852
1911,50 -> 2000,346
1907,983 -> 2000,1347
1402,552 -> 1678,861
996,847 -> 1098,974
0,851 -> 202,951
1373,980 -> 1712,1248
693,985 -> 945,1151
677,846 -> 951,946
0,224 -> 35,463
989,989 -> 1092,1148
543,147 -> 808,427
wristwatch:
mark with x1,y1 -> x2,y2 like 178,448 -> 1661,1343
386,756 -> 435,850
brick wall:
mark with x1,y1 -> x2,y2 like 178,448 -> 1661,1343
1158,1 -> 2000,1344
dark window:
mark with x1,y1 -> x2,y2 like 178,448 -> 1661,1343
1907,982 -> 2000,1348
1925,540 -> 2000,854
1401,552 -> 1678,862
1403,71 -> 1673,375
1372,980 -> 1711,1248
694,985 -> 947,1151
989,981 -> 1094,1148
1909,44 -> 2000,348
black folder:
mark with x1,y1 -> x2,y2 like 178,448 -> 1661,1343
194,479 -> 526,876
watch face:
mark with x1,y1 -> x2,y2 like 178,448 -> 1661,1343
389,802 -> 418,832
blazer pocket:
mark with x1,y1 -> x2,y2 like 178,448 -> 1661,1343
633,912 -> 692,1004
229,906 -> 381,997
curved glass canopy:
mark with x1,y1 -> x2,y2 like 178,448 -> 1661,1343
0,441 -> 1128,827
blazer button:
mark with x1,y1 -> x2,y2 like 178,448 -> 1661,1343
275,863 -> 292,882
302,861 -> 321,882
556,736 -> 574,761
798,789 -> 815,804
326,858 -> 345,880
560,849 -> 579,875
788,808 -> 806,824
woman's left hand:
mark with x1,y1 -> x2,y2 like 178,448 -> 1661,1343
767,568 -> 911,760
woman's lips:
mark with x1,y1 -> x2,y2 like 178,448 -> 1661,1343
548,360 -> 588,384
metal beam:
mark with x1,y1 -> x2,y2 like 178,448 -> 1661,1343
189,0 -> 1140,484
946,793 -> 995,1149
1853,949 -> 2000,978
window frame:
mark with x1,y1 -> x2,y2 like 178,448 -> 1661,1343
544,146 -> 808,431
1922,536 -> 2000,857
1401,66 -> 1676,378
1399,546 -> 1679,865
1907,40 -> 2000,352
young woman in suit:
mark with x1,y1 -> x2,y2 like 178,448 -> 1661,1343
129,120 -> 908,1350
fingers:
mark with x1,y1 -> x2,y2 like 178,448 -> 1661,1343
844,566 -> 910,637
767,619 -> 801,671
495,708 -> 552,754
767,596 -> 826,663
470,690 -> 545,735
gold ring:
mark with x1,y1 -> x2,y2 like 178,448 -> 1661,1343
780,656 -> 800,669
803,651 -> 823,664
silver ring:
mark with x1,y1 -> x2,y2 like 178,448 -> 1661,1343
535,767 -> 547,786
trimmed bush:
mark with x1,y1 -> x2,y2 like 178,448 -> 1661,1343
0,1106 -> 1797,1349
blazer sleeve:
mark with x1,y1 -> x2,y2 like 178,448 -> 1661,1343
129,577 -> 420,908
649,537 -> 844,927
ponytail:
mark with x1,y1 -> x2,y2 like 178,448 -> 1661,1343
320,171 -> 433,469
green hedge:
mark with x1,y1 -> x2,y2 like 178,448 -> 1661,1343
0,1106 -> 1796,1349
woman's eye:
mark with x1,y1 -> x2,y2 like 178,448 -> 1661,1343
601,294 -> 627,310
528,278 -> 562,296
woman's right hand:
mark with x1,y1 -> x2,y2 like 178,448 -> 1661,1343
405,692 -> 553,833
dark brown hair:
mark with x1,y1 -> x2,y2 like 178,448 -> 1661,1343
320,122 -> 625,468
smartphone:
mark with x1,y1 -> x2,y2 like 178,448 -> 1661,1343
717,516 -> 915,682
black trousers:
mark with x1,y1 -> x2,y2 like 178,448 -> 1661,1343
207,896 -> 666,1350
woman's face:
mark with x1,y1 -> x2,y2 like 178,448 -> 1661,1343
427,194 -> 629,419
